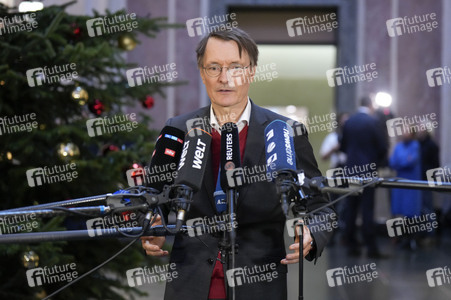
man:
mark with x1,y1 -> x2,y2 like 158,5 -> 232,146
142,28 -> 334,300
340,96 -> 388,258
417,129 -> 440,242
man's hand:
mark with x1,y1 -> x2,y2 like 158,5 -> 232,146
281,224 -> 314,265
141,215 -> 169,257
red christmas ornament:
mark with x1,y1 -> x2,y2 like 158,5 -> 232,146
101,144 -> 119,156
88,99 -> 105,116
141,95 -> 154,109
131,162 -> 142,169
71,23 -> 82,38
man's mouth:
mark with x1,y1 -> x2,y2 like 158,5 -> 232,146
217,88 -> 234,93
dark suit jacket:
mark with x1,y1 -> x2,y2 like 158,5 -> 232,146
341,111 -> 387,171
163,101 -> 334,300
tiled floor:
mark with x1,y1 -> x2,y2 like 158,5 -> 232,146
134,228 -> 451,300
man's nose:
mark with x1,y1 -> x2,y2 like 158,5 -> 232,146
218,68 -> 229,84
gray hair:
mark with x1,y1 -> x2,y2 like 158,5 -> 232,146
196,27 -> 259,68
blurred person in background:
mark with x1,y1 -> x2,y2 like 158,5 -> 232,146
340,96 -> 388,258
320,112 -> 349,169
417,128 -> 440,244
389,128 -> 422,250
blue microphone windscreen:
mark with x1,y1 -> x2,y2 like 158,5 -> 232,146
264,119 -> 296,174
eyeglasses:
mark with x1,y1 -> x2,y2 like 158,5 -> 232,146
202,63 -> 251,77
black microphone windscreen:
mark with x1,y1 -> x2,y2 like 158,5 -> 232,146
220,122 -> 241,190
175,128 -> 212,192
264,119 -> 297,176
145,126 -> 185,192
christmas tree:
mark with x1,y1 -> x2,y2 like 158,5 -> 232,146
0,2 -> 176,299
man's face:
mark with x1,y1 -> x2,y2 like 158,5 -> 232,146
199,37 -> 254,115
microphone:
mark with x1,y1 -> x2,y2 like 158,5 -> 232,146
220,122 -> 241,192
147,126 -> 185,192
264,119 -> 299,215
173,127 -> 212,227
124,126 -> 184,228
126,126 -> 185,193
265,119 -> 296,173
219,122 -> 240,290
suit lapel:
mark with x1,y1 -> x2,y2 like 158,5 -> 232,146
237,101 -> 270,210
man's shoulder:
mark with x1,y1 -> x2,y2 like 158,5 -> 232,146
348,111 -> 377,124
165,101 -> 298,131
166,105 -> 210,131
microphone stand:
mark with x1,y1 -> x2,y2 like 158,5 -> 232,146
0,185 -> 185,243
170,184 -> 194,232
292,204 -> 306,300
217,186 -> 239,300
0,225 -> 187,244
274,169 -> 309,300
225,186 -> 238,300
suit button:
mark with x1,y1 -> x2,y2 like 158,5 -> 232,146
207,258 -> 214,265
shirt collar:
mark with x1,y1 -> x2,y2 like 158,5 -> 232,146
210,97 -> 251,133
358,106 -> 371,115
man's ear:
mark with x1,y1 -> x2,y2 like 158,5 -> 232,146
199,68 -> 206,85
248,65 -> 256,83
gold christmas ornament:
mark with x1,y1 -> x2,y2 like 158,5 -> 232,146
118,34 -> 137,51
22,250 -> 39,268
71,86 -> 89,105
35,290 -> 47,299
57,142 -> 80,160
0,151 -> 12,161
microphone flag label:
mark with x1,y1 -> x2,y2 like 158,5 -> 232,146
264,119 -> 296,172
164,148 -> 176,157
